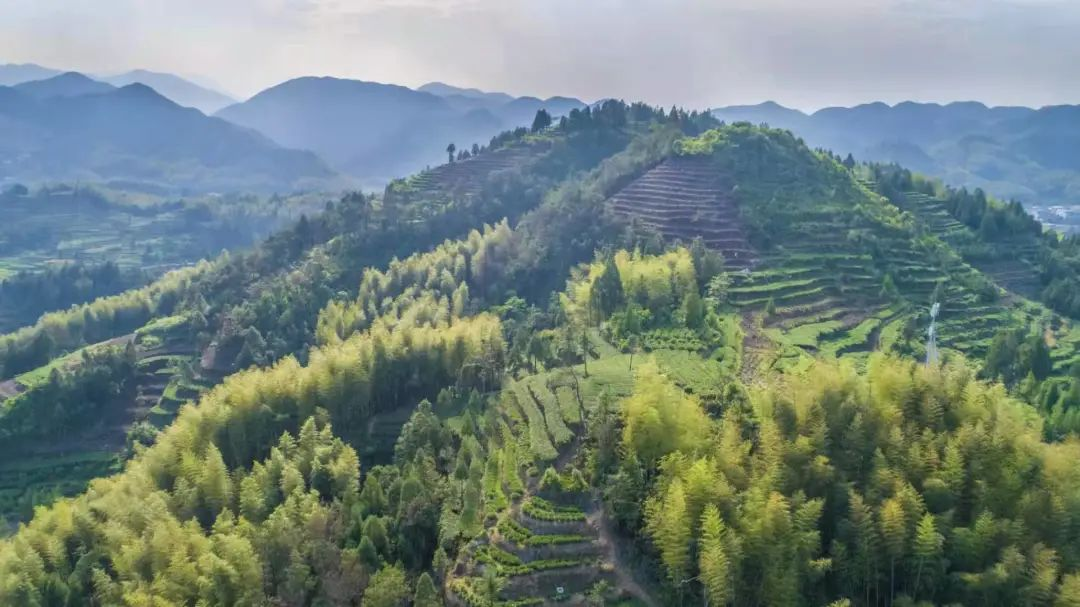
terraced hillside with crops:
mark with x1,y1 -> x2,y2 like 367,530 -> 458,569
447,349 -> 654,607
621,137 -> 1064,375
609,155 -> 757,269
893,189 -> 1044,299
393,142 -> 547,202
0,123 -> 607,528
0,315 -> 213,526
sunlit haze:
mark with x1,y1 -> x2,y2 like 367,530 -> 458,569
3,0 -> 1079,109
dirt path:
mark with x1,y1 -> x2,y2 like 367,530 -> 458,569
592,504 -> 660,607
0,379 -> 22,400
740,314 -> 772,386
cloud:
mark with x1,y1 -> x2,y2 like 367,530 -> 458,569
1,0 -> 1078,109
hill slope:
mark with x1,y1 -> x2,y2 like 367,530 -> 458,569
0,83 -> 338,193
712,100 -> 1080,209
10,116 -> 1080,606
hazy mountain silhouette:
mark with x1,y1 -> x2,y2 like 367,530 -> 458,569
14,72 -> 114,99
0,83 -> 337,193
100,69 -> 235,114
1,63 -> 235,114
218,77 -> 585,184
0,63 -> 62,86
418,81 -> 514,105
712,100 -> 1080,204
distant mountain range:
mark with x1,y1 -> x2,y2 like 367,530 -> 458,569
712,101 -> 1080,205
98,70 -> 236,114
0,68 -> 585,193
13,72 -> 114,99
217,78 -> 586,184
0,77 -> 336,193
0,63 -> 236,114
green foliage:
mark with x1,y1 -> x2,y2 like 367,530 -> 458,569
0,262 -> 208,378
521,497 -> 586,523
623,354 -> 1080,606
364,564 -> 409,607
621,361 -> 709,465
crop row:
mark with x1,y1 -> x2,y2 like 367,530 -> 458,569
497,517 -> 590,547
522,497 -> 586,522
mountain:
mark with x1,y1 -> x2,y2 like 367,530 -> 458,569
0,83 -> 337,193
0,63 -> 61,86
99,69 -> 235,114
9,112 -> 1080,606
421,81 -> 586,122
418,81 -> 515,105
13,72 -> 114,99
711,100 -> 1080,205
218,77 -> 586,184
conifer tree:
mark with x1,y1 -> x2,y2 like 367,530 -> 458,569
414,572 -> 441,607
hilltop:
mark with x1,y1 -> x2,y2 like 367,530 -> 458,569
713,100 -> 1080,211
12,72 -> 114,98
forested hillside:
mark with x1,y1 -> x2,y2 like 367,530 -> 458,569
7,110 -> 1080,607
712,100 -> 1080,214
0,185 -> 328,332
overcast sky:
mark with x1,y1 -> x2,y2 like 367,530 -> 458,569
2,0 -> 1078,110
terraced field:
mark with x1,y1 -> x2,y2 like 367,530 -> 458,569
448,350 -> 654,607
608,156 -> 757,269
727,239 -> 924,371
0,316 -> 212,527
894,190 -> 1043,299
0,190 -> 326,332
399,143 -> 545,200
896,192 -> 972,244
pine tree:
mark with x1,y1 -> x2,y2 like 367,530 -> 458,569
682,289 -> 705,329
363,564 -> 409,607
363,516 -> 390,557
360,475 -> 387,517
414,572 -> 441,607
531,109 -> 553,132
591,256 -> 625,321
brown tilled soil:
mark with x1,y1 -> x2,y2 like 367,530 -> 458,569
609,156 -> 757,269
413,144 -> 544,198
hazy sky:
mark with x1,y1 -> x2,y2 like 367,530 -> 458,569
2,0 -> 1079,110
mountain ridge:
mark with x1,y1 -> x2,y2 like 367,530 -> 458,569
0,82 -> 339,193
218,76 -> 586,185
712,99 -> 1080,206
